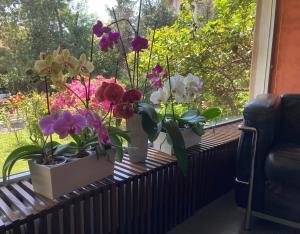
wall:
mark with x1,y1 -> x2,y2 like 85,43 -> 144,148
269,0 -> 300,95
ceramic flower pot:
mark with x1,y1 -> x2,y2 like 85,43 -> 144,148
126,114 -> 148,163
28,150 -> 115,200
153,128 -> 200,155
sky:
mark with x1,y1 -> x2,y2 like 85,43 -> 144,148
85,0 -> 117,22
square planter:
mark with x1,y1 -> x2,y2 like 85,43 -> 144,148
153,128 -> 200,155
28,151 -> 115,200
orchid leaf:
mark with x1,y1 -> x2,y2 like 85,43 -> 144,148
109,133 -> 124,162
200,107 -> 221,120
164,120 -> 188,175
180,110 -> 206,124
54,142 -> 78,156
141,113 -> 161,142
109,126 -> 130,143
192,123 -> 205,136
137,102 -> 159,123
2,145 -> 43,183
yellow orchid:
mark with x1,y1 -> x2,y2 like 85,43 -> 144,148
51,72 -> 67,91
34,54 -> 62,77
55,49 -> 79,72
76,53 -> 94,75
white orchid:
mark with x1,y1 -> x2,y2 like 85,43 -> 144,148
150,88 -> 170,104
184,73 -> 203,100
164,73 -> 186,103
149,72 -> 203,104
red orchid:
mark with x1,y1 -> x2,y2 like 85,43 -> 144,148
122,89 -> 142,103
103,83 -> 124,104
95,82 -> 110,102
113,103 -> 134,119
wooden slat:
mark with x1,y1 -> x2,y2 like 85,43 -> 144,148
0,187 -> 32,216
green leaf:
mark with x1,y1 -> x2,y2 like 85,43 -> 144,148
54,142 -> 78,156
2,145 -> 43,183
137,102 -> 159,123
71,134 -> 83,145
7,154 -> 42,180
109,133 -> 123,161
109,126 -> 130,143
200,108 -> 221,120
141,113 -> 161,142
180,110 -> 206,123
164,120 -> 188,175
116,118 -> 122,127
181,110 -> 198,120
192,123 -> 204,136
44,141 -> 60,155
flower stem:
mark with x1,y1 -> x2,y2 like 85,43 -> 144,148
112,8 -> 133,88
166,56 -> 175,121
44,77 -> 53,158
87,33 -> 95,109
136,0 -> 143,35
64,83 -> 87,108
102,103 -> 113,122
142,23 -> 157,99
133,51 -> 137,88
115,59 -> 119,82
108,19 -> 137,34
136,52 -> 140,89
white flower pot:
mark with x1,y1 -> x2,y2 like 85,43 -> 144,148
126,114 -> 148,163
153,128 -> 200,155
28,151 -> 115,200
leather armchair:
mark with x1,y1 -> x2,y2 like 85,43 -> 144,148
236,94 -> 300,226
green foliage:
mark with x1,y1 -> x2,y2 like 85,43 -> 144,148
22,92 -> 48,145
137,102 -> 161,142
164,120 -> 188,175
108,126 -> 130,161
2,141 -> 68,183
137,0 -> 256,117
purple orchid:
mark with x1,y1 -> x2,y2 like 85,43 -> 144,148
99,32 -> 120,52
108,31 -> 120,43
99,36 -> 110,52
53,111 -> 87,139
39,113 -> 59,136
84,110 -> 110,145
92,21 -> 112,38
131,36 -> 148,52
147,63 -> 168,88
153,63 -> 163,73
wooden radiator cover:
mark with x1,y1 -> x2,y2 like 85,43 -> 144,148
0,121 -> 240,234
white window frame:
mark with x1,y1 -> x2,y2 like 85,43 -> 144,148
249,0 -> 277,100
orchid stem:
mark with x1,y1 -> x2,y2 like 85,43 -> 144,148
133,52 -> 137,88
87,33 -> 95,109
136,52 -> 140,89
112,8 -> 133,88
64,84 -> 87,108
115,59 -> 119,82
44,77 -> 53,157
142,22 -> 157,99
108,19 -> 137,34
166,56 -> 175,121
137,0 -> 143,35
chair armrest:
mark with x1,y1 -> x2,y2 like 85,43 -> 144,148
236,94 -> 280,210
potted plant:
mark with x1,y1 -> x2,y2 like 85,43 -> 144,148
92,1 -> 159,163
147,62 -> 220,174
2,48 -> 129,199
